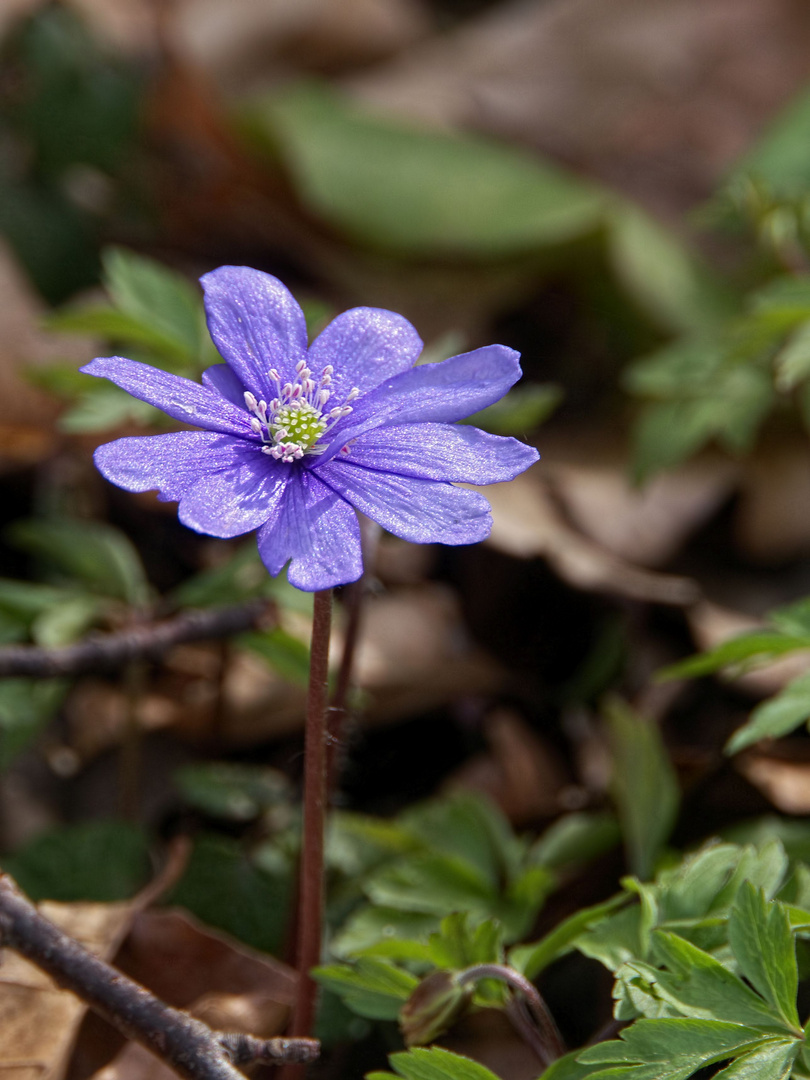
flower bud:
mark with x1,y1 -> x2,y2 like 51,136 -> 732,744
399,971 -> 473,1046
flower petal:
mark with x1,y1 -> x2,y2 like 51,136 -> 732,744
307,307 -> 423,399
94,431 -> 245,502
316,459 -> 491,545
178,448 -> 287,539
200,266 -> 308,395
202,363 -> 248,408
344,423 -> 539,483
256,469 -> 362,591
323,345 -> 522,457
82,356 -> 254,438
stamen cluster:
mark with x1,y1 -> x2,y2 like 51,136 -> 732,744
244,360 -> 359,463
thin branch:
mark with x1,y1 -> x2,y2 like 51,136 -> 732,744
0,874 -> 318,1079
0,600 -> 274,678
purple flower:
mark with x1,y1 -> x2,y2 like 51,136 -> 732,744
82,267 -> 539,591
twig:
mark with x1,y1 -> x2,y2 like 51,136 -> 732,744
284,589 -> 333,1075
455,963 -> 565,1068
0,600 -> 273,678
0,874 -> 319,1079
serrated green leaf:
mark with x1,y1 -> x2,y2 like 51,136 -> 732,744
370,1047 -> 501,1080
538,1048 -> 599,1080
605,698 -> 679,881
509,893 -> 628,979
775,320 -> 810,390
312,958 -> 419,1020
8,518 -> 150,605
331,906 -> 439,959
728,883 -> 800,1031
577,1018 -> 764,1075
364,853 -> 495,918
711,1039 -> 800,1080
726,670 -> 810,753
645,930 -> 785,1028
249,82 -> 606,258
576,903 -> 646,973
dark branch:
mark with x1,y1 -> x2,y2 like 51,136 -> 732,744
0,874 -> 318,1079
0,600 -> 274,678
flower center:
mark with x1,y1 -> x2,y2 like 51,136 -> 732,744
243,360 -> 359,463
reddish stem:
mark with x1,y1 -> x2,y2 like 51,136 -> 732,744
286,589 -> 333,1063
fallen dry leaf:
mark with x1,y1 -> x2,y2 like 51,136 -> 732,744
478,471 -> 700,606
736,745 -> 810,814
85,908 -> 297,1080
735,438 -> 810,562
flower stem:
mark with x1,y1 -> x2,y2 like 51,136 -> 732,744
288,588 -> 333,1053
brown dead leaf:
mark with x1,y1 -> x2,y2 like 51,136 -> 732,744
347,0 -> 810,218
0,898 -> 138,1080
736,438 -> 810,561
687,600 -> 810,697
84,909 -> 297,1080
548,454 -> 738,568
478,472 -> 700,606
736,745 -> 810,814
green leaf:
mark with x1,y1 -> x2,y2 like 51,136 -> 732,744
169,542 -> 269,607
331,907 -> 439,959
509,893 -> 629,979
711,1040 -> 800,1080
425,913 -> 503,970
101,247 -> 204,362
605,698 -> 679,881
2,820 -> 149,901
775,321 -> 810,390
462,384 -> 563,436
770,597 -> 810,638
57,387 -> 160,433
45,305 -> 194,363
368,1047 -> 501,1080
166,834 -> 291,954
538,1049 -> 599,1080
577,1018 -> 765,1078
729,86 -> 810,198
607,204 -> 732,333
31,594 -> 102,646
174,763 -> 292,822
642,930 -> 786,1028
726,670 -> 810,753
240,627 -> 311,686
0,679 -> 68,771
0,577 -> 82,619
530,811 -> 621,870
659,632 -> 810,681
728,883 -> 800,1031
248,82 -> 606,258
7,518 -> 150,606
312,958 -> 419,1020
364,853 -> 496,918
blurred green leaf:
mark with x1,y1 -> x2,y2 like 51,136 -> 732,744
31,594 -> 102,646
605,698 -> 679,881
247,82 -> 606,258
175,762 -> 292,823
728,86 -> 810,198
8,518 -> 150,606
0,678 -> 67,771
726,671 -> 810,755
170,542 -> 270,608
2,819 -> 149,901
463,383 -> 562,436
167,834 -> 291,955
607,204 -> 734,333
240,627 -> 311,686
509,893 -> 628,979
659,633 -> 809,681
530,811 -> 621,870
58,387 -> 160,433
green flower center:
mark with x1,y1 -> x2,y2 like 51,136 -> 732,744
271,402 -> 328,451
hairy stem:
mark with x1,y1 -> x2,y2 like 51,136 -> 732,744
0,874 -> 318,1079
288,589 -> 333,1056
